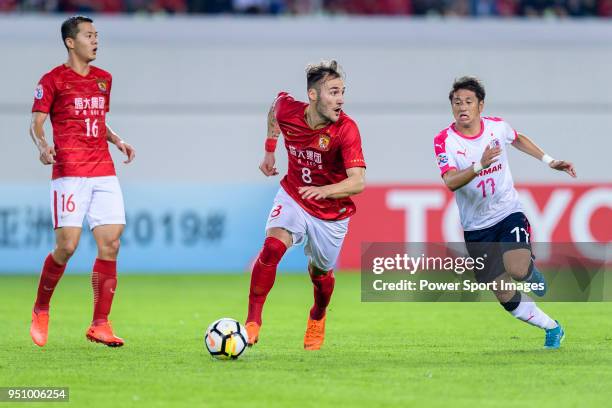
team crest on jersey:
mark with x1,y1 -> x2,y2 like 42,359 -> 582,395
489,138 -> 501,149
318,134 -> 331,151
96,79 -> 108,92
34,84 -> 44,100
437,153 -> 448,167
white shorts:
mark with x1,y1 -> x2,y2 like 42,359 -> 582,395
265,187 -> 349,271
50,176 -> 126,230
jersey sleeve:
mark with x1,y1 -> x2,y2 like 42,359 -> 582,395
31,74 -> 56,113
504,120 -> 518,144
434,131 -> 457,176
340,121 -> 366,169
273,91 -> 294,123
484,116 -> 518,144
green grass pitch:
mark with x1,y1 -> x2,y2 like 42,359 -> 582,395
1,273 -> 612,408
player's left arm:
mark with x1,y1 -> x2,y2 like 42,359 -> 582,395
298,167 -> 366,200
106,124 -> 136,164
512,133 -> 576,178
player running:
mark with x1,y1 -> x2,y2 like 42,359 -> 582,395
245,60 -> 366,350
29,16 -> 135,348
434,76 -> 576,349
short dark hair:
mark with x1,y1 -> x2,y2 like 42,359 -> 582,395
61,15 -> 93,49
449,76 -> 485,102
305,60 -> 344,91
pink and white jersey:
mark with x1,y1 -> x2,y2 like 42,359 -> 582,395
434,116 -> 523,231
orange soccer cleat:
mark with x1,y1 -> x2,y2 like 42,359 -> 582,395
304,315 -> 326,351
86,322 -> 124,347
30,310 -> 50,347
245,322 -> 260,346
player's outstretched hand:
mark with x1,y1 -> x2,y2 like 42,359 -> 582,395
38,145 -> 56,165
480,144 -> 501,169
299,186 -> 329,200
550,160 -> 576,178
117,141 -> 136,164
259,152 -> 278,176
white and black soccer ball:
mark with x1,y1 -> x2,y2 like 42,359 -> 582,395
204,318 -> 249,360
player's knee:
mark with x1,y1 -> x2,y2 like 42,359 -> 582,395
259,237 -> 287,266
504,258 -> 531,280
108,238 -> 121,255
56,240 -> 78,259
100,238 -> 121,258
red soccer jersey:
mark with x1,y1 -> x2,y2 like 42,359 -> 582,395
32,64 -> 115,179
275,92 -> 366,221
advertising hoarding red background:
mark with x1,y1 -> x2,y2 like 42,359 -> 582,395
339,184 -> 612,269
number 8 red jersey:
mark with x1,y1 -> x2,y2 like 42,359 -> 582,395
32,64 -> 115,180
275,92 -> 366,221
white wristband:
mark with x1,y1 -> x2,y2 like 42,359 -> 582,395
541,154 -> 554,165
473,162 -> 483,174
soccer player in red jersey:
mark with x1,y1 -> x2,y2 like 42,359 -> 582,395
29,16 -> 135,347
245,60 -> 366,350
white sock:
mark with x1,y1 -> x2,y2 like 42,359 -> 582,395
510,293 -> 557,330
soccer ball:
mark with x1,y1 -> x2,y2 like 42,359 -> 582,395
204,318 -> 249,360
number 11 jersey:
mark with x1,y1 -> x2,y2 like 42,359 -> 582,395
433,116 -> 523,231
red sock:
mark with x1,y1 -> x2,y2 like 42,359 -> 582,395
92,258 -> 117,326
246,237 -> 287,325
34,254 -> 67,312
309,268 -> 335,321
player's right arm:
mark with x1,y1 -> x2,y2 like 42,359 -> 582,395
442,145 -> 500,192
259,98 -> 282,177
29,112 -> 56,165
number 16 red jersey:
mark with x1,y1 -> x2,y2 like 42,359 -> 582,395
32,64 -> 116,180
275,92 -> 366,221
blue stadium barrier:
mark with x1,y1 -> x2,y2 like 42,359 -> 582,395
0,184 -> 309,273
